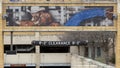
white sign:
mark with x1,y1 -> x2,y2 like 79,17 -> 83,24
32,41 -> 88,46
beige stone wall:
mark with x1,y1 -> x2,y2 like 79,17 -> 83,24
0,14 -> 4,68
116,14 -> 120,68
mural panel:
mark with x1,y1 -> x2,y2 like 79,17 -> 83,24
5,6 -> 113,26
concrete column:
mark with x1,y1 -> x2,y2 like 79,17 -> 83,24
35,46 -> 40,68
88,46 -> 92,58
70,46 -> 78,54
79,46 -> 85,56
35,32 -> 40,40
35,32 -> 40,68
78,46 -> 80,55
95,46 -> 97,58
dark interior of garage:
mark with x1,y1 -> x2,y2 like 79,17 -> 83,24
40,46 -> 70,53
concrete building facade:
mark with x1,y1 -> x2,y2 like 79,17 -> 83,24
0,0 -> 119,68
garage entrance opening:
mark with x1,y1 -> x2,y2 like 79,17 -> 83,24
40,46 -> 70,53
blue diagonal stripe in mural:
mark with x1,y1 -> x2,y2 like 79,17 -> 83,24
64,8 -> 106,26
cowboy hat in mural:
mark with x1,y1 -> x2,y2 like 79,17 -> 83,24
30,6 -> 45,13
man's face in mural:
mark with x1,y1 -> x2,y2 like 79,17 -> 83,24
106,8 -> 113,20
31,12 -> 40,22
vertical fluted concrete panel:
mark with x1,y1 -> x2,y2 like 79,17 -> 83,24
35,46 -> 40,68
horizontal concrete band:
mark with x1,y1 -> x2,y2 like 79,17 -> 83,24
4,63 -> 70,67
4,64 -> 36,67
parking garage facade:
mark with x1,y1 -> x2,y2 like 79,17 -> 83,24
0,0 -> 118,68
